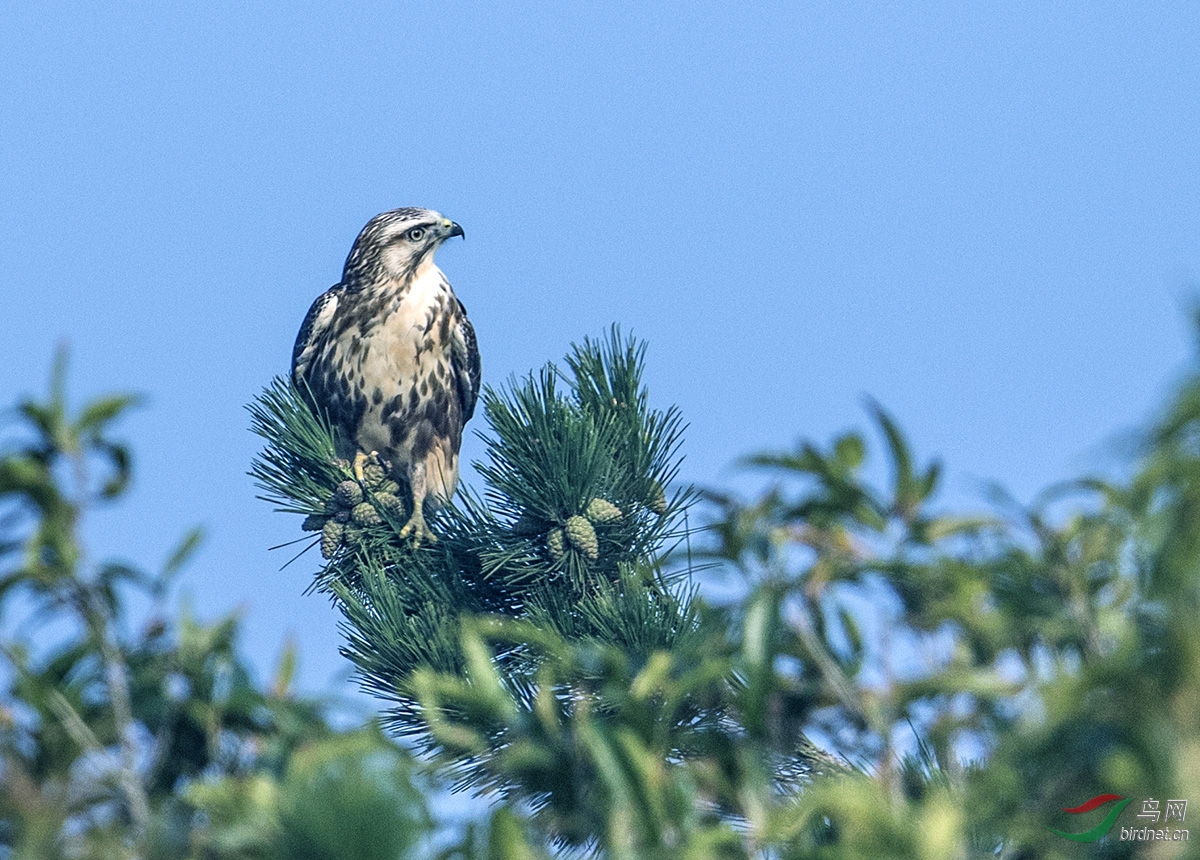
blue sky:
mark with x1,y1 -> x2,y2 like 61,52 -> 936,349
2,2 -> 1199,695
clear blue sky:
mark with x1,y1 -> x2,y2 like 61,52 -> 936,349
2,2 -> 1198,695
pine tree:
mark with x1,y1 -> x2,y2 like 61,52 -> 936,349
246,318 -> 1200,857
249,329 -> 707,797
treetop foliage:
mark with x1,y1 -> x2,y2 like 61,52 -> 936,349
6,316 -> 1200,858
253,323 -> 1200,858
250,330 -> 704,780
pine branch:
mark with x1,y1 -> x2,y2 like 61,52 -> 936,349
247,377 -> 345,516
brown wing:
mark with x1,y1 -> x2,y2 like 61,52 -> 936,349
451,299 -> 481,422
291,284 -> 343,387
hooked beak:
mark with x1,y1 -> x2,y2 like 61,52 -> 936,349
443,219 -> 465,240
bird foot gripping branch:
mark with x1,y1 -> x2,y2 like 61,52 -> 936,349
351,450 -> 370,483
397,505 -> 437,547
299,462 -> 406,558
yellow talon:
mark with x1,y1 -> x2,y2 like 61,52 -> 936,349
352,451 -> 369,482
398,508 -> 437,547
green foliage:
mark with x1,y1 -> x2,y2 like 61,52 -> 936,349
1,354 -> 431,858
689,390 -> 1200,857
247,376 -> 343,518
278,730 -> 430,860
250,330 -> 702,771
178,730 -> 428,860
9,319 -> 1200,859
241,317 -> 1200,857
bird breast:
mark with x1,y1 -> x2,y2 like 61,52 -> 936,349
337,267 -> 457,459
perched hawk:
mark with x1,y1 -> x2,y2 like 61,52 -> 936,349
292,207 -> 480,545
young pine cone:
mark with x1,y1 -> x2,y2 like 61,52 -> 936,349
301,514 -> 326,532
351,502 -> 383,527
565,515 -> 599,561
334,480 -> 364,509
320,521 -> 344,559
547,527 -> 566,560
361,462 -> 387,489
373,492 -> 406,520
584,498 -> 622,524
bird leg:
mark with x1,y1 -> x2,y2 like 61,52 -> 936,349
352,450 -> 369,482
398,460 -> 437,546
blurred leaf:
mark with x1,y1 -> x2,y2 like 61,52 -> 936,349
96,441 -> 132,499
272,639 -> 297,699
77,394 -> 141,436
278,731 -> 429,860
867,398 -> 918,517
161,526 -> 204,584
184,775 -> 281,860
834,432 -> 866,470
486,808 -> 543,860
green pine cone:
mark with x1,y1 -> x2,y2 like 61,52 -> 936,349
320,521 -> 344,559
343,525 -> 364,546
374,492 -> 406,519
584,498 -> 622,524
547,527 -> 566,560
377,479 -> 401,496
565,515 -> 599,560
323,495 -> 341,515
647,482 -> 668,515
352,502 -> 383,527
335,480 -> 364,509
302,513 -> 327,532
333,508 -> 351,524
362,462 -> 387,489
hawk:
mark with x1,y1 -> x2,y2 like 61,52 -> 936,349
292,207 -> 480,545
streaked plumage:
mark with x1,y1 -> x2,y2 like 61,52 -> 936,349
292,207 -> 480,544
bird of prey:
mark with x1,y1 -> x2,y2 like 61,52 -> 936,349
291,207 -> 480,545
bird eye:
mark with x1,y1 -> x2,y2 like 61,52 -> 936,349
407,228 -> 425,242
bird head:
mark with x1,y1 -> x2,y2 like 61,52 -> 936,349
342,207 -> 465,285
